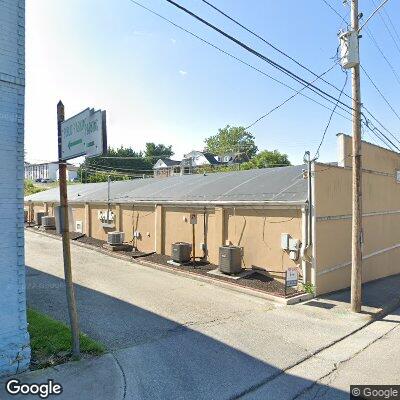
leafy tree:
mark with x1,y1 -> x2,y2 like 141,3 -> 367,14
204,125 -> 258,159
79,143 -> 174,183
241,150 -> 291,170
144,143 -> 173,160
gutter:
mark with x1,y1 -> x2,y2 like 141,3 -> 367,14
24,199 -> 306,208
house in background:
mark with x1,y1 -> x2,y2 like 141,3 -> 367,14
217,152 -> 250,165
25,161 -> 77,181
153,158 -> 181,178
180,150 -> 220,175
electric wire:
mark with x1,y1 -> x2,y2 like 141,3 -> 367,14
358,0 -> 391,32
201,0 -> 355,103
245,61 -> 340,129
381,5 -> 400,45
360,64 -> 400,122
127,0 -> 354,122
131,0 -> 398,153
368,0 -> 400,55
364,26 -> 400,86
163,0 -> 356,114
321,0 -> 349,25
314,70 -> 349,159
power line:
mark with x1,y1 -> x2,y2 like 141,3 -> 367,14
321,0 -> 400,150
321,0 -> 349,25
364,27 -> 400,86
163,0 -> 355,114
314,70 -> 349,159
201,0 -> 354,103
359,0 -> 391,32
168,0 -> 400,151
381,5 -> 400,46
131,0 -> 398,153
360,64 -> 400,122
245,62 -> 341,129
368,0 -> 400,54
127,0 -> 355,122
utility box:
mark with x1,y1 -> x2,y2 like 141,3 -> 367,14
281,233 -> 290,251
339,30 -> 359,69
55,206 -> 74,233
219,246 -> 242,275
172,242 -> 192,263
35,212 -> 47,226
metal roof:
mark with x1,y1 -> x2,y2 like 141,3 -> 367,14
25,165 -> 307,205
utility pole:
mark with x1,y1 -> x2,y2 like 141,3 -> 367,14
57,101 -> 81,357
350,0 -> 363,313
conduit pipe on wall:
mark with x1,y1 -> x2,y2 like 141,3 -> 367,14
300,152 -> 313,283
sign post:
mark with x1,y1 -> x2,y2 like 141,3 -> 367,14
57,101 -> 80,358
57,101 -> 107,358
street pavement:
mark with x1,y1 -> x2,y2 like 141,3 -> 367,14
0,230 -> 399,399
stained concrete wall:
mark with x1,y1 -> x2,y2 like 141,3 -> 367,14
315,135 -> 400,295
0,0 -> 30,376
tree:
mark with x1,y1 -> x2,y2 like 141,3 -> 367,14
78,143 -> 174,183
144,143 -> 174,160
204,125 -> 258,159
241,150 -> 291,170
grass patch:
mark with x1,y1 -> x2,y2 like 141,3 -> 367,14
28,308 -> 105,369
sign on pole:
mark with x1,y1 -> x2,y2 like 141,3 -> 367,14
61,108 -> 107,160
57,102 -> 107,359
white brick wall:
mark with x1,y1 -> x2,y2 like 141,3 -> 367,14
0,0 -> 30,376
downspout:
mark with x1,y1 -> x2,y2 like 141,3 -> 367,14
301,152 -> 313,283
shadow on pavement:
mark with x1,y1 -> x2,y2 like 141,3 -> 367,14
19,266 -> 350,400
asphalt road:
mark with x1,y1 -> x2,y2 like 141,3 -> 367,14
298,323 -> 400,400
21,230 -> 396,399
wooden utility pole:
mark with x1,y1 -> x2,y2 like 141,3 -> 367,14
350,0 -> 363,313
57,101 -> 81,357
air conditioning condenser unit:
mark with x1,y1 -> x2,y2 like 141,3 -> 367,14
107,231 -> 125,246
219,246 -> 242,275
172,242 -> 192,263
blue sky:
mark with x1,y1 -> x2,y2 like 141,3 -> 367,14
25,0 -> 400,165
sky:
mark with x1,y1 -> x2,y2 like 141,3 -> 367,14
25,0 -> 400,166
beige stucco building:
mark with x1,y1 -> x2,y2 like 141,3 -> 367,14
25,134 -> 400,296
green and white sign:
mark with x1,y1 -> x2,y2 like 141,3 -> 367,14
61,108 -> 107,160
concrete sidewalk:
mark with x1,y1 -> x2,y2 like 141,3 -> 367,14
1,231 -> 399,399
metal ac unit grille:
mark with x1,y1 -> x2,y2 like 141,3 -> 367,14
172,242 -> 192,263
41,216 -> 56,228
219,246 -> 242,275
107,232 -> 125,245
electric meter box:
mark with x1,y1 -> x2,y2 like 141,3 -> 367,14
339,30 -> 359,69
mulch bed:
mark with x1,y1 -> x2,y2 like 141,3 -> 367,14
26,226 -> 302,298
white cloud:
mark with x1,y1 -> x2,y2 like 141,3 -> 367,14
179,70 -> 187,76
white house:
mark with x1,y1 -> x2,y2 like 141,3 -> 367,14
24,161 -> 59,180
25,162 -> 78,181
0,0 -> 30,376
153,158 -> 181,178
180,150 -> 220,174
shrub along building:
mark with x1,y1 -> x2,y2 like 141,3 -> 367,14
25,134 -> 400,296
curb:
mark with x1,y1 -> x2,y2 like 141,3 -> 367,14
25,228 -> 310,305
